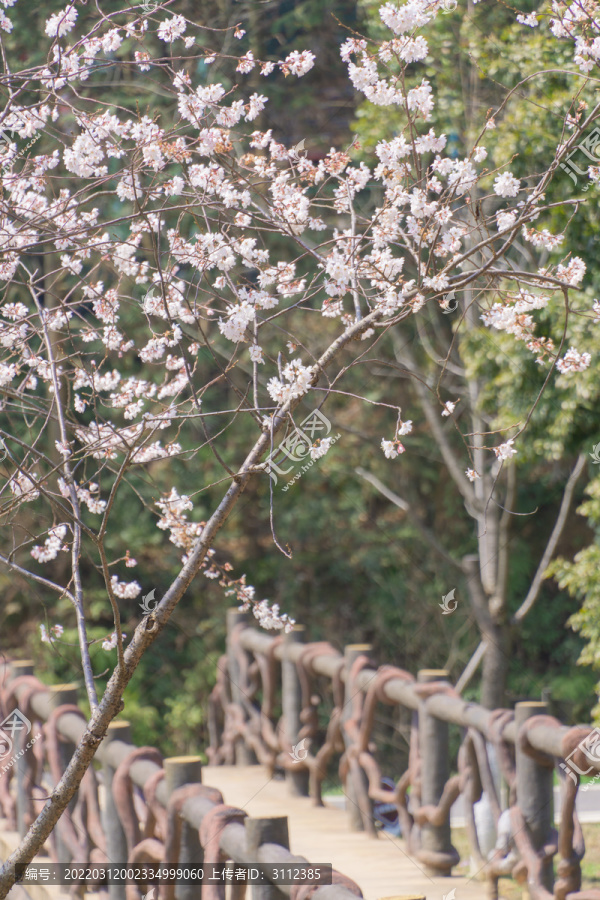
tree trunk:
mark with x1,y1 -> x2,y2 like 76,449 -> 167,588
480,625 -> 510,710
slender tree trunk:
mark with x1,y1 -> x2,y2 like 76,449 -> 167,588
480,624 -> 510,710
463,556 -> 508,709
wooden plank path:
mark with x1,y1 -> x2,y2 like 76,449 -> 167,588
203,765 -> 486,900
0,769 -> 488,900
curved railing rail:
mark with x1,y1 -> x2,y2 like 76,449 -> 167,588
208,610 -> 600,900
0,657 -> 361,900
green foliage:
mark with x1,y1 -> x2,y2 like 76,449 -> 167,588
549,476 -> 600,722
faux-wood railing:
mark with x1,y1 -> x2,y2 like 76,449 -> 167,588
0,657 -> 361,900
207,609 -> 600,900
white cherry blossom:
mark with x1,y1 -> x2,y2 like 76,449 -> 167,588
494,172 -> 521,197
494,440 -> 517,461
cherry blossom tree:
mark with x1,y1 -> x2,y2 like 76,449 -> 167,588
0,0 -> 598,891
357,271 -> 591,709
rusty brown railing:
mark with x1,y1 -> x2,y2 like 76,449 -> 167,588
207,610 -> 600,900
0,657 -> 361,900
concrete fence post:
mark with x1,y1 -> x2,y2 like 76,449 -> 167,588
46,684 -> 79,852
282,625 -> 309,797
165,756 -> 204,900
102,720 -> 132,900
417,669 -> 454,876
227,608 -> 257,765
245,816 -> 289,900
378,895 -> 425,900
515,700 -> 554,892
343,644 -> 373,833
9,660 -> 34,678
8,661 -> 37,838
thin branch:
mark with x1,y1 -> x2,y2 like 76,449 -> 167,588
27,273 -> 99,713
355,466 -> 465,571
0,553 -> 75,602
512,453 -> 587,624
455,641 -> 487,694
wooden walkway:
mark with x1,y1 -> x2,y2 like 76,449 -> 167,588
0,767 -> 489,900
203,765 -> 486,900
